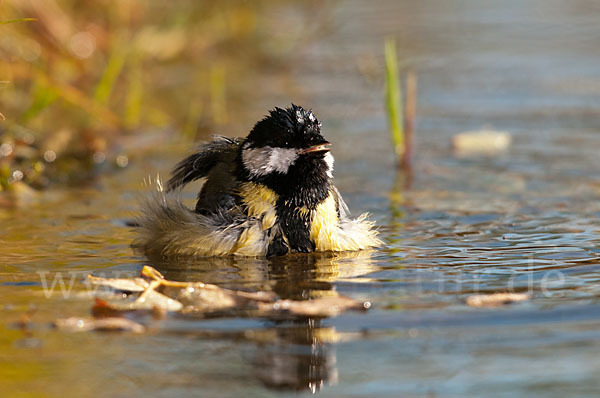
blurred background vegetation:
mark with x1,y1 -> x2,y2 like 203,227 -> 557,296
0,0 -> 327,192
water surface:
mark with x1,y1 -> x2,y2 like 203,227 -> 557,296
3,1 -> 600,396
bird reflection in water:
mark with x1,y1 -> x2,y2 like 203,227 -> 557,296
253,318 -> 338,393
146,250 -> 376,393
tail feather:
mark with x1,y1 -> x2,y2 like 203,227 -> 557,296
135,194 -> 234,256
135,183 -> 268,257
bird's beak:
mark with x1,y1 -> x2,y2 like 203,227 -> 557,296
299,141 -> 331,154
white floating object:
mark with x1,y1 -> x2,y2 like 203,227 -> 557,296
466,292 -> 528,307
452,129 -> 512,155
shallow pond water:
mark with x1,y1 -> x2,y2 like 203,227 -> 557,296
3,1 -> 600,396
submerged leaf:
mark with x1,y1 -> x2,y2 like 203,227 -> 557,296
135,287 -> 183,311
173,285 -> 252,312
86,275 -> 149,292
54,317 -> 145,333
262,295 -> 371,318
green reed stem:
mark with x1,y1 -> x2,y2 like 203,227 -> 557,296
384,37 -> 404,165
0,18 -> 36,25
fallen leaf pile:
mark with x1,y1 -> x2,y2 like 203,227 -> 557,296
55,266 -> 370,333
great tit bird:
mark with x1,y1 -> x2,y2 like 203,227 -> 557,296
137,104 -> 381,257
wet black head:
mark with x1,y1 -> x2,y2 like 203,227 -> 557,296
238,104 -> 337,255
244,104 -> 327,151
238,104 -> 334,204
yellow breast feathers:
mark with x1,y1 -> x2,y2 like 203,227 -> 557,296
238,182 -> 278,230
310,191 -> 381,251
237,183 -> 380,253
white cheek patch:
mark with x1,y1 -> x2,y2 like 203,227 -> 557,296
242,146 -> 299,177
324,152 -> 334,178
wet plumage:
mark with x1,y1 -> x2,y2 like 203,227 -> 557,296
136,104 -> 381,257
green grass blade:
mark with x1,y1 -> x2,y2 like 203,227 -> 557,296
20,75 -> 59,123
209,65 -> 227,125
384,37 -> 404,160
0,18 -> 36,25
124,53 -> 142,129
183,100 -> 203,141
94,49 -> 127,106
